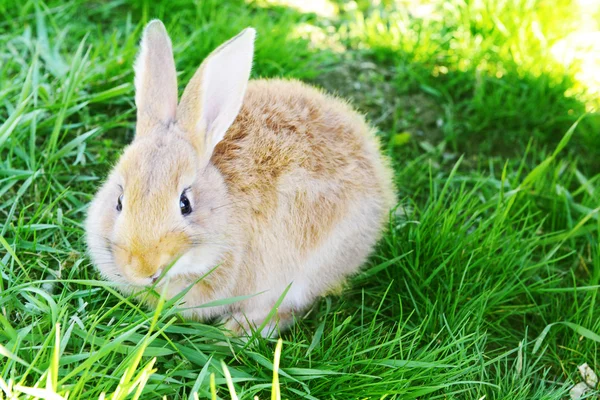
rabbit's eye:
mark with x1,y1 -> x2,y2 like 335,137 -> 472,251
116,194 -> 123,212
180,192 -> 192,216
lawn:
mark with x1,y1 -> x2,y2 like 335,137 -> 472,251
1,0 -> 600,398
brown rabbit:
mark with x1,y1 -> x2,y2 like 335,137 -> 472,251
85,20 -> 396,336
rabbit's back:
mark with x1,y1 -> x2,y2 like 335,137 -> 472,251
212,79 -> 395,234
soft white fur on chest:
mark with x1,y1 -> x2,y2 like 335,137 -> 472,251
167,245 -> 223,278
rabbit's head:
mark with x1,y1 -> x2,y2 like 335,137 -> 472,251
86,21 -> 254,286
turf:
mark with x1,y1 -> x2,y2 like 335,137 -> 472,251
1,0 -> 600,398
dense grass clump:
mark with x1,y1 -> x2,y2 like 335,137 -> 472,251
1,0 -> 599,398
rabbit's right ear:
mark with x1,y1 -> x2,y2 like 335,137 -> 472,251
134,20 -> 178,136
177,28 -> 255,158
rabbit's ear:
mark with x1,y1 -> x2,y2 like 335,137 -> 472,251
177,28 -> 255,156
134,20 -> 178,135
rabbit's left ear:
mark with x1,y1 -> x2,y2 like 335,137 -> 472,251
134,20 -> 178,135
177,28 -> 255,156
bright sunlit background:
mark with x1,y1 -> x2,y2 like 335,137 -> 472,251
263,0 -> 600,105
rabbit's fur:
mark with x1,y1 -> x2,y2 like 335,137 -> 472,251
86,20 -> 396,336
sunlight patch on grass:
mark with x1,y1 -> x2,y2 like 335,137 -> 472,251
550,0 -> 600,109
251,0 -> 338,17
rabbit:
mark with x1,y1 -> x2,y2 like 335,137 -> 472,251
85,20 -> 396,337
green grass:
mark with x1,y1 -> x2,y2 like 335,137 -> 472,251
1,0 -> 600,398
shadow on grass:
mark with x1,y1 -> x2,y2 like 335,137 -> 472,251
321,0 -> 599,170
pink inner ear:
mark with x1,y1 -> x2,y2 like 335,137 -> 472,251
197,33 -> 254,150
176,28 -> 254,152
200,62 -> 236,135
202,92 -> 220,134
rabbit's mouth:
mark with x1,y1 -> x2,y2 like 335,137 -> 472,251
150,269 -> 163,283
102,233 -> 229,288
